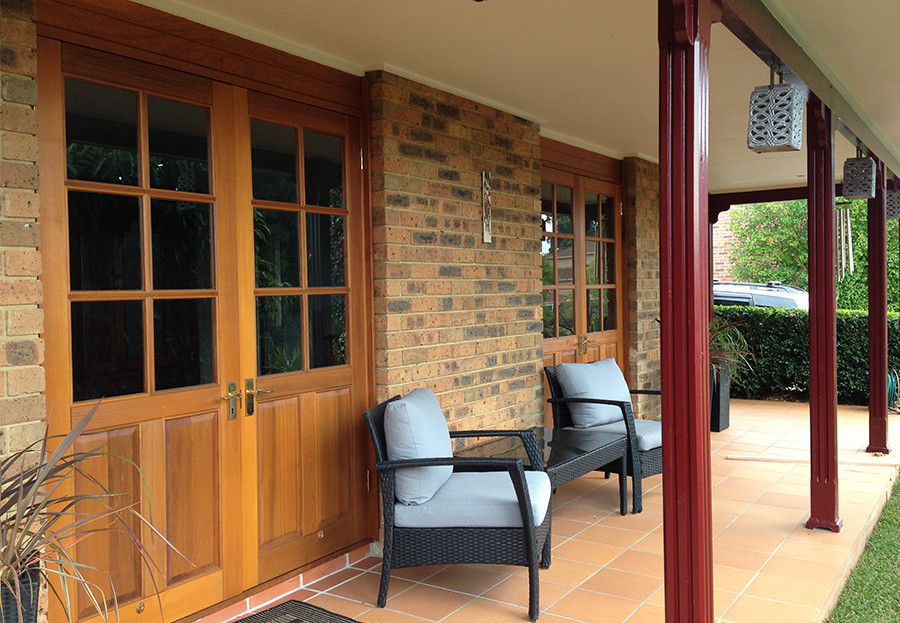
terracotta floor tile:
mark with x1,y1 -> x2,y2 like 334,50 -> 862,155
624,602 -> 665,622
438,597 -> 531,623
551,516 -> 593,538
327,571 -> 415,606
304,567 -> 365,592
548,588 -> 642,622
712,544 -> 772,571
552,538 -> 625,567
574,524 -> 646,548
380,584 -> 474,621
354,607 -> 425,623
606,551 -> 664,578
743,572 -> 834,608
712,564 -> 755,594
482,575 -> 572,609
579,567 -> 663,602
760,555 -> 842,579
305,594 -> 373,620
390,564 -> 444,583
714,589 -> 740,619
420,563 -> 514,596
721,595 -> 818,623
713,528 -> 786,554
518,558 -> 598,587
553,500 -> 616,524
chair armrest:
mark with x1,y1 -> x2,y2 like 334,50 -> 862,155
449,429 -> 544,471
547,396 -> 630,409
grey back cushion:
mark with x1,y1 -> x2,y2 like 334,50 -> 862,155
384,387 -> 453,505
555,359 -> 631,428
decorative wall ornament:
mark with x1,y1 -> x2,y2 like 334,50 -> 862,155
842,156 -> 876,199
886,189 -> 900,220
482,171 -> 492,243
747,82 -> 805,153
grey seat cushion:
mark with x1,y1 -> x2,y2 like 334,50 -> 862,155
393,470 -> 552,528
555,359 -> 632,428
591,419 -> 662,452
384,387 -> 453,505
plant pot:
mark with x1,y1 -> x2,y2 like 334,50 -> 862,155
710,366 -> 731,432
1,568 -> 40,623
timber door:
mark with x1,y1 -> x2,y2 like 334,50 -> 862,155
41,44 -> 371,623
541,168 -> 625,419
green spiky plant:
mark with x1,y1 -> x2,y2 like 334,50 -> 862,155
1,401 -> 182,622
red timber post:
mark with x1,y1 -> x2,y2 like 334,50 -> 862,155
659,0 -> 718,620
806,93 -> 842,532
867,158 -> 890,454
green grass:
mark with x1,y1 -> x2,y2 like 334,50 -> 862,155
825,477 -> 900,622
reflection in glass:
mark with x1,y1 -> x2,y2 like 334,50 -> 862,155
541,182 -> 554,232
309,294 -> 346,368
542,290 -> 555,338
65,78 -> 139,186
304,131 -> 343,207
541,236 -> 554,286
556,238 -> 575,286
251,119 -> 298,203
69,191 -> 141,291
556,186 -> 573,234
257,295 -> 302,376
254,209 -> 300,288
148,96 -> 210,194
587,290 -> 602,333
603,242 -> 616,285
601,195 -> 616,238
307,213 -> 345,287
585,240 -> 600,286
585,192 -> 600,237
603,289 -> 617,331
558,289 -> 575,337
154,299 -> 214,390
152,200 -> 212,289
72,300 -> 144,401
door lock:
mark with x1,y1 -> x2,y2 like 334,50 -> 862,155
244,378 -> 273,416
578,334 -> 596,355
221,382 -> 242,420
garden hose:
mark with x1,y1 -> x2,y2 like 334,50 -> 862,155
888,370 -> 899,408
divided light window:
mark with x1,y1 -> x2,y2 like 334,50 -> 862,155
65,78 -> 214,401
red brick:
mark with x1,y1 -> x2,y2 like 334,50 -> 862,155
0,17 -> 36,48
0,161 -> 38,189
6,307 -> 42,334
4,249 -> 40,276
0,279 -> 41,305
6,365 -> 43,395
0,104 -> 36,133
0,131 -> 38,161
0,190 -> 38,217
0,45 -> 36,78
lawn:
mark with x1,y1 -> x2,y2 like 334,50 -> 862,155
825,477 -> 900,622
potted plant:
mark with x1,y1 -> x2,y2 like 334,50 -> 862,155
1,402 -> 179,623
709,318 -> 754,432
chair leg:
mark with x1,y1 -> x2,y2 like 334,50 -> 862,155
617,457 -> 627,516
540,515 -> 552,569
377,560 -> 391,607
632,463 -> 643,514
528,556 -> 540,621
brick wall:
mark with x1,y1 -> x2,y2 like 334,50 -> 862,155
368,71 -> 544,435
623,157 -> 661,421
712,208 -> 735,281
0,0 -> 45,456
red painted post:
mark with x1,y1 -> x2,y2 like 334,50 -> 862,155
806,93 -> 842,532
868,159 -> 890,454
659,0 -> 716,620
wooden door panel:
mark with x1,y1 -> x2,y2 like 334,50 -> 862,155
257,396 -> 303,548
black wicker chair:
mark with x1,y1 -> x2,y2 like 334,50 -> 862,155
544,364 -> 662,513
364,395 -> 552,621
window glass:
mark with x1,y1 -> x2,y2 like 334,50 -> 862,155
556,186 -> 573,234
251,119 -> 298,203
254,209 -> 300,288
154,299 -> 214,390
309,294 -> 346,368
257,296 -> 303,375
152,200 -> 212,290
68,191 -> 142,291
307,214 -> 345,287
72,300 -> 144,401
148,96 -> 210,194
303,130 -> 343,207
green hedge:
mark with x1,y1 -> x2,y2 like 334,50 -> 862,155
714,306 -> 900,405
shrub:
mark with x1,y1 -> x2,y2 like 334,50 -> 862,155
714,306 -> 900,405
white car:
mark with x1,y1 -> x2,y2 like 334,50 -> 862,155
713,281 -> 809,310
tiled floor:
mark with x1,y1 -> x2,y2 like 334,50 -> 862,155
208,400 -> 900,623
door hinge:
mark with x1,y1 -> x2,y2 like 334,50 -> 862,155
360,148 -> 365,170
366,469 -> 371,492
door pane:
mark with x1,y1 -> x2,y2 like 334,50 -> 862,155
585,240 -> 600,286
541,182 -> 554,232
152,200 -> 212,290
255,209 -> 300,288
585,192 -> 600,236
251,119 -> 298,203
307,214 -> 345,287
69,191 -> 142,291
65,79 -> 139,186
303,130 -> 343,207
603,289 -> 617,331
541,236 -> 554,286
587,290 -> 601,333
542,290 -> 554,338
148,96 -> 210,194
558,289 -> 575,337
72,300 -> 144,401
154,298 -> 214,390
257,295 -> 303,375
309,294 -> 346,368
556,238 -> 574,286
603,242 -> 616,285
556,186 -> 573,233
601,194 -> 616,238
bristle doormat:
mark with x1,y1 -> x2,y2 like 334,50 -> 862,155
235,600 -> 359,623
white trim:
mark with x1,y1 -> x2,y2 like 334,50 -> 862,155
539,129 -> 625,162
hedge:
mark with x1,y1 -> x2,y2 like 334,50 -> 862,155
714,306 -> 900,405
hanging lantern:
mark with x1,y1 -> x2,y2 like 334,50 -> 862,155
747,80 -> 805,153
842,156 -> 876,199
886,189 -> 900,220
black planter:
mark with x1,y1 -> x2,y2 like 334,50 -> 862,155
1,568 -> 40,623
710,366 -> 731,432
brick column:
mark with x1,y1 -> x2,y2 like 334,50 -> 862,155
367,71 -> 544,436
624,156 -> 661,420
0,0 -> 45,455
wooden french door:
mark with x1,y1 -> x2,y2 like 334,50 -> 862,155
40,43 -> 371,623
540,167 -> 625,420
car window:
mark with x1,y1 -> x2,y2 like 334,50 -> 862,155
751,294 -> 797,308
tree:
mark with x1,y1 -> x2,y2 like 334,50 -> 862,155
726,199 -> 900,312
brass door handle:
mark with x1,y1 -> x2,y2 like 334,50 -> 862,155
578,334 -> 596,355
222,381 -> 242,420
244,379 -> 273,417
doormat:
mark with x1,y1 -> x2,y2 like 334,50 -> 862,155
235,600 -> 359,623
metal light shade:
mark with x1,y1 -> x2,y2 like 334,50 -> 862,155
842,157 -> 876,199
747,83 -> 804,153
887,189 -> 900,220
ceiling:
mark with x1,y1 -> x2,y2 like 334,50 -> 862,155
135,0 -> 898,194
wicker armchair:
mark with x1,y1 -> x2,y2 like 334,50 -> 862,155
363,391 -> 552,621
544,361 -> 662,513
